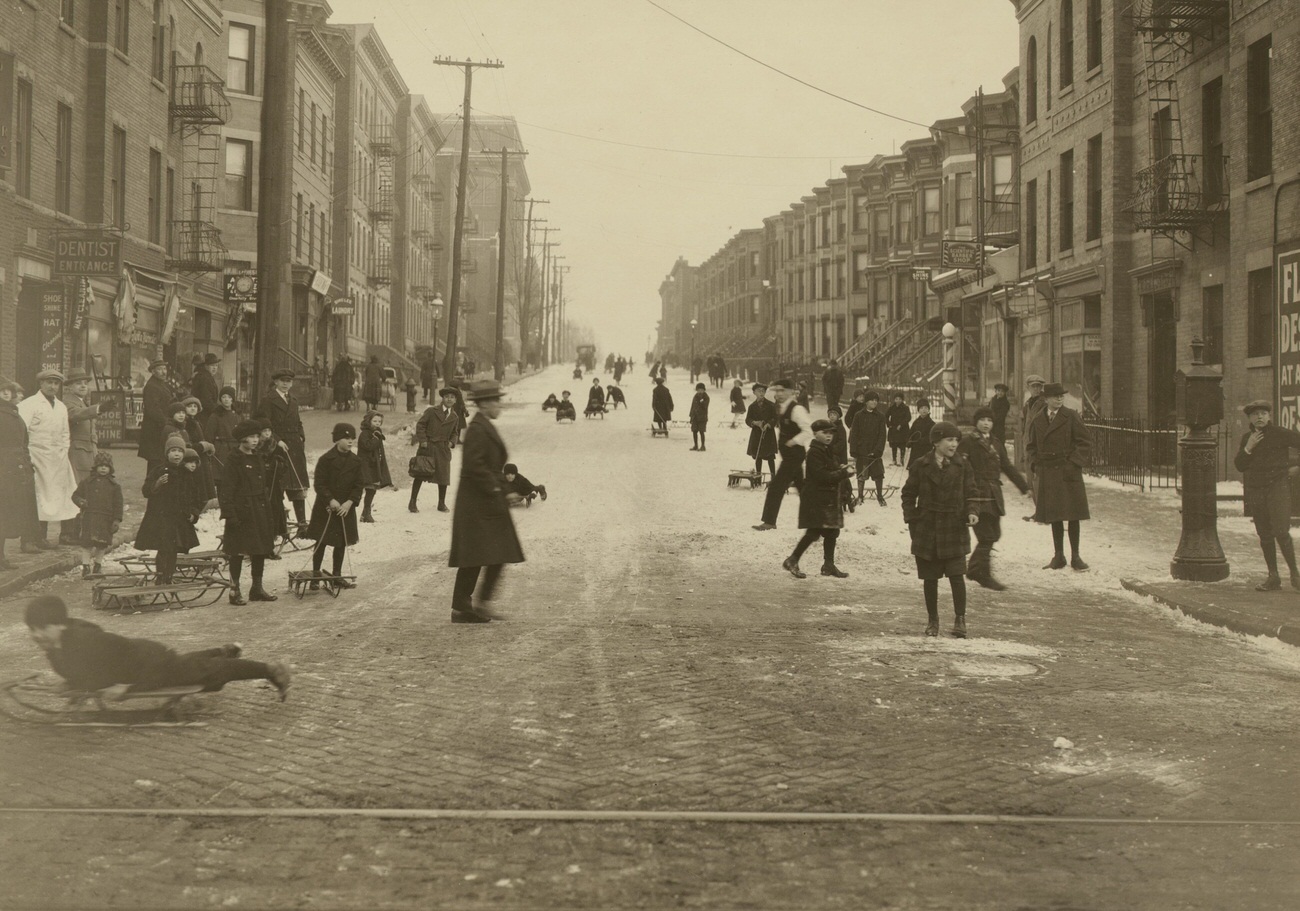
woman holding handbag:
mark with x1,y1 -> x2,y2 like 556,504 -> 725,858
409,387 -> 460,513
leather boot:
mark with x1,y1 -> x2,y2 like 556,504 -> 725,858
951,615 -> 967,638
408,498 -> 419,513
248,584 -> 278,602
820,563 -> 849,578
361,508 -> 374,523
228,587 -> 247,605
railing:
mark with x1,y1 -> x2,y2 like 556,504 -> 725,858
166,221 -> 227,273
1083,417 -> 1232,491
1128,154 -> 1228,231
170,65 -> 230,127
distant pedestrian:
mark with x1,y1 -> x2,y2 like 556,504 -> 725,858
362,356 -> 384,411
651,376 -> 674,434
1025,383 -> 1091,571
691,356 -> 704,384
404,378 -> 418,413
689,383 -> 710,451
958,407 -> 1030,591
448,380 -> 525,623
1234,400 -> 1300,591
303,423 -> 363,589
729,379 -> 746,427
886,393 -> 911,466
332,356 -> 356,411
420,358 -> 435,403
989,383 -> 1011,443
821,360 -> 845,413
70,451 -> 123,578
191,353 -> 221,416
781,419 -> 853,580
901,421 -> 978,638
358,411 -> 394,523
410,388 -> 459,514
906,400 -> 935,468
745,382 -> 778,480
753,378 -> 812,531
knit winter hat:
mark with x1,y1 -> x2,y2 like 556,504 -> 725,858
181,396 -> 202,410
930,421 -> 961,444
332,422 -> 357,441
219,385 -> 237,400
503,463 -> 518,474
92,451 -> 115,473
165,434 -> 187,453
167,401 -> 188,417
973,406 -> 995,422
182,448 -> 200,463
232,419 -> 262,441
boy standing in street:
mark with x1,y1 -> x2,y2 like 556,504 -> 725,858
849,390 -> 888,507
220,420 -> 280,605
782,419 -> 854,579
1234,400 -> 1300,591
958,407 -> 1030,591
689,383 -> 710,451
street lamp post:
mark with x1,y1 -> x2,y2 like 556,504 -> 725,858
690,317 -> 698,381
430,293 -> 444,381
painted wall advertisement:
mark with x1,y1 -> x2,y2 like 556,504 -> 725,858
1278,246 -> 1300,430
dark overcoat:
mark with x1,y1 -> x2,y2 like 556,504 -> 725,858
843,399 -> 865,429
990,395 -> 1011,442
689,392 -> 710,431
414,405 -> 459,484
256,436 -> 291,539
71,474 -> 123,547
332,359 -> 356,405
799,439 -> 853,529
204,404 -> 240,483
957,431 -> 1029,517
253,391 -> 309,491
555,400 -> 577,422
191,368 -> 219,416
183,415 -> 216,500
362,362 -> 384,404
745,399 -> 778,459
1025,406 -> 1091,522
821,366 -> 845,402
906,415 -> 935,467
358,426 -> 394,489
729,386 -> 746,415
219,447 -> 278,556
136,374 -> 174,462
848,408 -> 887,460
1233,424 -> 1300,533
652,384 -> 674,422
901,452 -> 978,561
0,400 -> 40,540
449,413 -> 525,568
586,385 -> 606,415
135,464 -> 200,553
886,403 -> 912,448
305,447 -> 363,547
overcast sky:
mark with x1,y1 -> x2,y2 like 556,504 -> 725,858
328,0 -> 1019,356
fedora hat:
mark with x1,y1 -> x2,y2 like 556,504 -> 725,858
64,370 -> 93,384
466,379 -> 504,402
1042,382 -> 1067,396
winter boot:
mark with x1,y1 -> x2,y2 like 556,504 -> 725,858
782,557 -> 806,579
1256,575 -> 1283,592
951,615 -> 967,638
820,563 -> 849,578
361,508 -> 375,523
408,497 -> 419,513
228,587 -> 247,606
248,584 -> 278,602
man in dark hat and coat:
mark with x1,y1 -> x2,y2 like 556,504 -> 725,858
989,383 -> 1011,444
191,353 -> 221,416
362,356 -> 384,411
651,376 -> 673,434
959,406 -> 1030,590
849,390 -> 888,506
821,359 -> 845,413
332,356 -> 356,411
137,359 -> 173,472
253,368 -> 310,529
411,387 -> 460,513
1025,382 -> 1091,570
1234,400 -> 1300,591
449,380 -> 525,623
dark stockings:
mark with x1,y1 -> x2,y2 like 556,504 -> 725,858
409,480 -> 447,507
156,549 -> 177,584
363,488 -> 376,513
228,555 -> 266,589
923,574 -> 967,621
1050,520 -> 1082,557
791,528 -> 839,564
1260,534 -> 1298,576
452,564 -> 504,611
312,544 -> 346,576
754,458 -> 776,477
291,499 -> 307,526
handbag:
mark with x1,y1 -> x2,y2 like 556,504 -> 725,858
408,452 -> 439,480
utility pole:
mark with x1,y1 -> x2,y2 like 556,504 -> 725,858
483,148 -> 526,380
538,228 -> 559,366
253,0 -> 295,407
516,198 -> 548,367
548,257 -> 566,364
432,57 -> 503,382
557,265 -> 571,362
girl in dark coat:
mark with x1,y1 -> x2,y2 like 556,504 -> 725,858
204,386 -> 240,485
449,382 -> 525,622
826,406 -> 854,513
0,378 -> 40,570
901,421 -> 978,638
651,377 -> 674,433
689,384 -> 710,451
71,451 -> 123,576
358,411 -> 394,523
1025,384 -> 1092,571
135,435 -> 200,584
745,383 -> 778,479
782,420 -> 854,580
332,357 -> 356,411
728,380 -> 746,427
906,400 -> 935,468
220,420 -> 280,604
886,395 -> 912,466
182,397 -> 217,502
304,423 -> 363,587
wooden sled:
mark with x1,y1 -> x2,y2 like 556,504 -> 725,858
116,551 -> 227,582
93,579 -> 231,613
584,409 -> 606,419
275,523 -> 314,555
0,674 -> 207,727
727,469 -> 765,489
287,570 -> 357,599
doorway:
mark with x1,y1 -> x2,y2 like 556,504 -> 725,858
1147,290 -> 1177,428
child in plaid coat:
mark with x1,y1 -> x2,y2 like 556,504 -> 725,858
901,421 -> 979,638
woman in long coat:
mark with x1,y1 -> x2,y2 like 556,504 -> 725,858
651,377 -> 674,432
204,386 -> 240,484
0,378 -> 40,567
886,395 -> 912,466
745,383 -> 778,478
1025,383 -> 1091,570
448,381 -> 524,623
332,357 -> 356,411
304,423 -> 363,586
362,357 -> 384,410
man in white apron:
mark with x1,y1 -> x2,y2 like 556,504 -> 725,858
18,369 -> 80,549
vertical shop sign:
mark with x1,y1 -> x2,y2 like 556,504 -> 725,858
40,287 -> 66,373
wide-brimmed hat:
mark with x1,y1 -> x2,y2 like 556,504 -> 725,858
34,368 -> 65,382
1026,374 -> 1046,386
1243,399 -> 1273,415
232,419 -> 262,440
1042,383 -> 1067,397
930,421 -> 961,443
467,379 -> 504,402
64,370 -> 92,384
203,353 -> 221,365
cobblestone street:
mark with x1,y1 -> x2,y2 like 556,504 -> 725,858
2,368 -> 1299,909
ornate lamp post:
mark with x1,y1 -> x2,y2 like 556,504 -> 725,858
1171,337 -> 1229,581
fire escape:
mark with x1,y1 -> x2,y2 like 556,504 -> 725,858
1126,1 -> 1230,249
167,65 -> 230,272
368,123 -> 394,286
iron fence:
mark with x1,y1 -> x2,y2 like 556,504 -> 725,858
1083,417 -> 1231,491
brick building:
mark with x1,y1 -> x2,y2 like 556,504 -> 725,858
656,256 -> 697,365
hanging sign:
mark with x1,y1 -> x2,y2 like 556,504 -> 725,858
40,288 -> 65,373
53,232 -> 122,278
941,240 -> 981,270
224,271 -> 258,308
329,297 -> 354,316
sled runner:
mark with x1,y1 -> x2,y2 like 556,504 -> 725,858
92,579 -> 231,612
286,570 -> 357,598
650,425 -> 669,437
116,550 -> 228,582
0,674 -> 207,727
727,469 -> 765,489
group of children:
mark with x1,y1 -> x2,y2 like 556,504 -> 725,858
542,380 -> 627,422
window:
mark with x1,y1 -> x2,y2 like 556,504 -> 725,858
151,1 -> 165,80
1059,149 -> 1074,252
1202,285 -> 1223,364
955,173 -> 973,226
55,103 -> 73,215
166,167 -> 175,253
1082,134 -> 1102,242
1026,36 -> 1038,124
820,262 -> 831,299
223,139 -> 252,210
228,24 -> 254,94
110,126 -> 126,226
148,149 -> 162,243
1025,178 -> 1038,268
298,89 -> 305,153
836,206 -> 846,242
872,209 -> 889,252
310,101 -> 318,164
14,80 -> 32,199
114,0 -> 129,54
1248,268 -> 1272,358
1247,36 -> 1272,181
750,251 -> 759,277
819,211 -> 831,248
60,0 -> 73,26
873,275 -> 890,316
1046,23 -> 1052,111
853,194 -> 869,231
295,194 -> 304,259
321,114 -> 330,172
992,155 -> 1014,202
1060,0 -> 1074,88
1201,78 -> 1224,205
923,187 -> 941,236
308,203 -> 316,267
854,251 -> 870,290
1086,0 -> 1102,71
1083,294 -> 1101,329
836,259 -> 847,297
895,198 -> 913,244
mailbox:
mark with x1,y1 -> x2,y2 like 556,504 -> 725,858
1175,338 -> 1223,428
